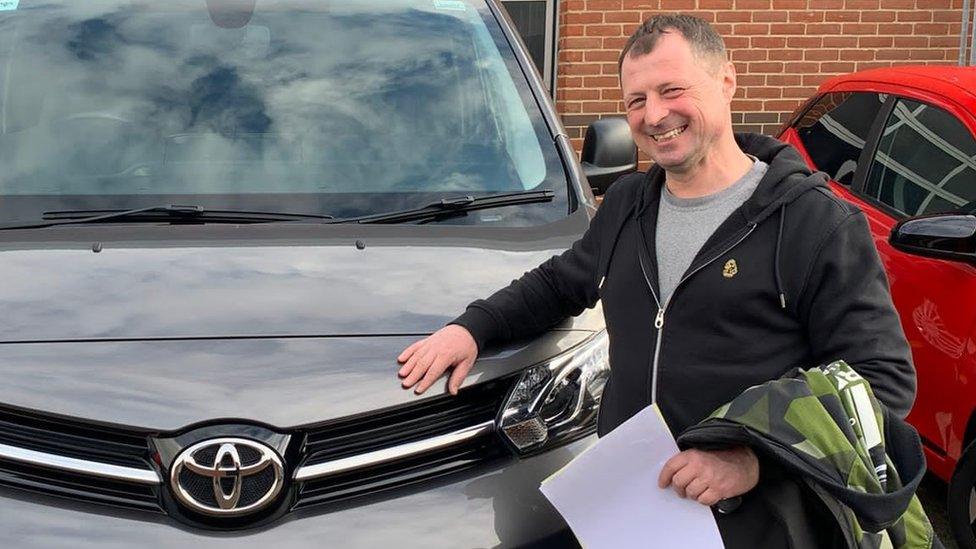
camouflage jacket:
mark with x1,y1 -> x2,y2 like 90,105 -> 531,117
677,361 -> 938,549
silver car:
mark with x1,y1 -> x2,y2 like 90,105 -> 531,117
0,0 -> 635,546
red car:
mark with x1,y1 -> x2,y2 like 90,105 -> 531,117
778,66 -> 976,548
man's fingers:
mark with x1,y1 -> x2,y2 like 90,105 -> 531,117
685,477 -> 708,500
401,350 -> 433,387
697,488 -> 722,507
658,452 -> 689,488
397,339 -> 424,365
447,358 -> 475,395
670,465 -> 697,498
414,355 -> 452,394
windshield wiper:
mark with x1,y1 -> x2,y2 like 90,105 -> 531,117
0,204 -> 334,231
334,190 -> 556,224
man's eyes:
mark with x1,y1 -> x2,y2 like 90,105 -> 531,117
626,98 -> 645,110
662,87 -> 684,97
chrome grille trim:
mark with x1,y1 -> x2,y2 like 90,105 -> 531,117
0,441 -> 161,485
294,420 -> 495,482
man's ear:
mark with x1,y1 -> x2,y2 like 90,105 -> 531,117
721,60 -> 736,103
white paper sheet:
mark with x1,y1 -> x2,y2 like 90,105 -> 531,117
540,404 -> 725,549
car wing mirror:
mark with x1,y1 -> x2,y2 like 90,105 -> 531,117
889,213 -> 976,264
580,117 -> 637,196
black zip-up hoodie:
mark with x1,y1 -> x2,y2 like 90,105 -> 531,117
453,133 -> 916,438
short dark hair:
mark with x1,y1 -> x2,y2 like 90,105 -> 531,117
618,14 -> 727,74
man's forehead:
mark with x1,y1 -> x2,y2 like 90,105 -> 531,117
620,34 -> 713,88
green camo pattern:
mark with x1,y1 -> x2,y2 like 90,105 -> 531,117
706,361 -> 934,549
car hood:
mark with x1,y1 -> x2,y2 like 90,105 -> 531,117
0,216 -> 597,343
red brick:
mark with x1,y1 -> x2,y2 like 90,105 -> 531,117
699,0 -> 734,7
563,51 -> 585,62
842,23 -> 879,34
859,36 -> 894,47
733,23 -> 771,34
767,74 -> 803,85
805,23 -> 843,34
781,86 -> 817,98
788,36 -> 824,48
823,36 -> 859,47
855,61 -> 894,71
820,62 -> 857,72
748,61 -> 785,72
753,11 -> 789,22
808,0 -> 845,6
564,89 -> 603,100
880,0 -> 914,7
717,11 -> 753,22
772,0 -> 807,7
732,49 -> 768,61
784,61 -> 821,72
566,12 -> 604,24
601,62 -> 619,74
737,74 -> 767,86
621,0 -> 658,7
658,0 -> 696,8
746,87 -> 783,98
802,74 -> 830,86
603,37 -> 629,49
601,88 -> 624,100
605,11 -> 642,23
769,48 -> 804,60
563,25 -> 584,37
805,49 -> 840,60
581,101 -> 622,113
583,76 -> 620,87
751,36 -> 788,48
846,0 -> 880,7
585,24 -> 624,36
892,35 -> 929,47
932,10 -> 960,22
557,101 -> 582,113
915,23 -> 950,34
764,99 -> 805,111
840,49 -> 876,60
861,11 -> 897,22
896,10 -> 931,22
585,50 -> 622,62
790,11 -> 825,22
930,36 -> 960,47
563,63 -> 603,75
562,37 -> 603,49
825,11 -> 860,22
563,0 -> 585,11
731,99 -> 765,111
586,0 -> 623,9
736,0 -> 773,7
877,23 -> 913,34
725,36 -> 751,48
769,23 -> 808,33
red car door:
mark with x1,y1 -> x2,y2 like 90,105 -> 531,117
781,87 -> 976,480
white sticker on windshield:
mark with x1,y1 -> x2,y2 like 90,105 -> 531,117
0,0 -> 18,11
433,0 -> 466,10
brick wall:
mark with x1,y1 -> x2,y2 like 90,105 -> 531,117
556,0 -> 965,161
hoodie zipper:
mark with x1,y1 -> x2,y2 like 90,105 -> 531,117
637,223 -> 757,405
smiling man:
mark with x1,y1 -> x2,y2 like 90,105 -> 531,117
397,15 -> 915,548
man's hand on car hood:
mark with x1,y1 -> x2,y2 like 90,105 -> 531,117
398,325 -> 478,396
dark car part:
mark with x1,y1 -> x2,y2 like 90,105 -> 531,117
580,117 -> 638,196
889,213 -> 976,264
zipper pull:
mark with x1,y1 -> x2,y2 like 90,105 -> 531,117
654,308 -> 664,329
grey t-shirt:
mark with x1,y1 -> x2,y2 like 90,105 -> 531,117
656,158 -> 768,304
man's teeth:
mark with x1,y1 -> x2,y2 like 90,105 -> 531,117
651,125 -> 687,142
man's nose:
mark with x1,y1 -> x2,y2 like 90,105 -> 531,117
643,97 -> 668,127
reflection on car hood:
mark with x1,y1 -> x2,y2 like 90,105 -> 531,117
0,222 -> 597,343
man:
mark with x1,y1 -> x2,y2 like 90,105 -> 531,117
397,15 -> 915,548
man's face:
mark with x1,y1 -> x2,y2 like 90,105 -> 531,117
620,32 -> 736,175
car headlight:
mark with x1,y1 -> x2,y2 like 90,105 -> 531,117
498,330 -> 609,453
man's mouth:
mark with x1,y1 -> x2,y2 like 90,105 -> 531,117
650,125 -> 688,143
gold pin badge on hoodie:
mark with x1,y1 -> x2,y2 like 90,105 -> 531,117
723,259 -> 738,278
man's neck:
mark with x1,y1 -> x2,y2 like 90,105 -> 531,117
664,138 -> 755,199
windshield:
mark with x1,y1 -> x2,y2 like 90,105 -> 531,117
0,0 -> 569,226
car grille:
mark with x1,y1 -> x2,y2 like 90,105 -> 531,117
0,376 -> 517,518
0,404 -> 163,512
293,376 -> 515,509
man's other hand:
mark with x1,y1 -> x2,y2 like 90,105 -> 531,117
397,325 -> 478,396
658,446 -> 759,506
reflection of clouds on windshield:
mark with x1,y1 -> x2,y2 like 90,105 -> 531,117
0,1 -> 554,200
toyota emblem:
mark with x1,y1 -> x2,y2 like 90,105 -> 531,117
170,437 -> 284,516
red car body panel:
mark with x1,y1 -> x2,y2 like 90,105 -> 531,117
779,66 -> 976,481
